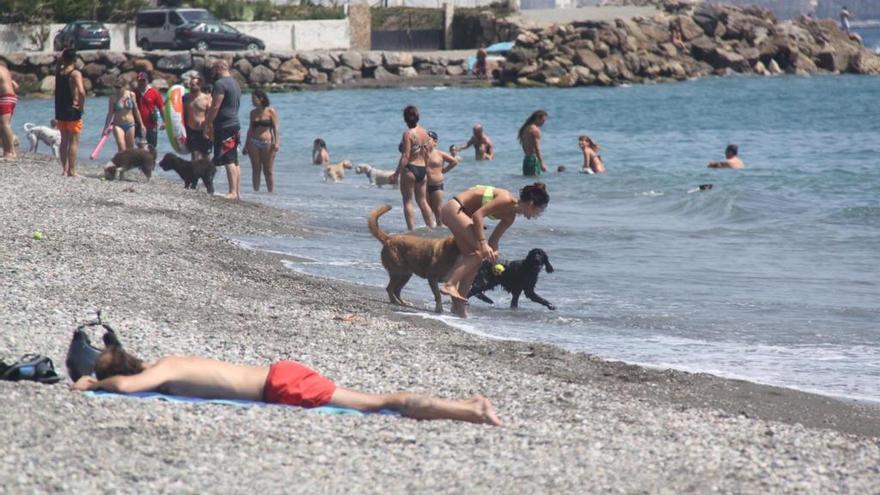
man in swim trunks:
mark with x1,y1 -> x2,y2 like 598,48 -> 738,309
135,72 -> 165,148
205,60 -> 242,200
457,124 -> 494,161
55,49 -> 86,177
707,144 -> 745,169
70,343 -> 502,426
518,110 -> 548,176
0,61 -> 19,159
184,76 -> 212,161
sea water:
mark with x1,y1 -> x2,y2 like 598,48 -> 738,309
15,70 -> 879,403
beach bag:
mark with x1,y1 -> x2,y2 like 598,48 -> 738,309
0,354 -> 61,384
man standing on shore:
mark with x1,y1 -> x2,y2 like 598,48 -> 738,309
518,110 -> 548,176
840,6 -> 852,34
135,72 -> 165,148
184,76 -> 212,161
457,124 -> 495,161
205,60 -> 242,200
55,48 -> 85,177
0,61 -> 19,159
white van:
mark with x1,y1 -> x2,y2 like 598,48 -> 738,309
136,8 -> 218,50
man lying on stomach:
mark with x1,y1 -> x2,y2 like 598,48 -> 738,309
71,338 -> 502,426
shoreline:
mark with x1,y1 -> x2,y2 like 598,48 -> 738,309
2,155 -> 879,491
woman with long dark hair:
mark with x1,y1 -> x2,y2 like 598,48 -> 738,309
389,105 -> 435,230
244,89 -> 279,192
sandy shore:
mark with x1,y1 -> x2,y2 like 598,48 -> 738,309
1,155 -> 879,493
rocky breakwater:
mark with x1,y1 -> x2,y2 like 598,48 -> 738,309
500,2 -> 880,87
1,50 -> 472,95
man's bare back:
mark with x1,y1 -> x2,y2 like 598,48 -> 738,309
520,124 -> 541,156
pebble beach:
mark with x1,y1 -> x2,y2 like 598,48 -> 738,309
1,154 -> 879,493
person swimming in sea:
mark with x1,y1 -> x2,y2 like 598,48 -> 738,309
708,144 -> 745,169
313,138 -> 329,166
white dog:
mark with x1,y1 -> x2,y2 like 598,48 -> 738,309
355,163 -> 397,188
23,122 -> 61,157
323,160 -> 353,182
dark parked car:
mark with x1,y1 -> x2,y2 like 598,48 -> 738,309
175,22 -> 264,51
53,21 -> 111,51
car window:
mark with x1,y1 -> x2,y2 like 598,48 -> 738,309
138,13 -> 166,29
204,24 -> 220,34
220,24 -> 238,34
80,22 -> 104,31
170,12 -> 185,26
179,10 -> 218,23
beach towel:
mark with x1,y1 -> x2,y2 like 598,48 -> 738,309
84,390 -> 398,416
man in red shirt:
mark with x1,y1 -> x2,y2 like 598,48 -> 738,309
135,72 -> 165,148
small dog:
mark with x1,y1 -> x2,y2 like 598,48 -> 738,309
158,153 -> 217,194
468,248 -> 556,310
369,204 -> 460,313
23,121 -> 61,157
104,145 -> 157,181
355,164 -> 397,188
323,160 -> 353,182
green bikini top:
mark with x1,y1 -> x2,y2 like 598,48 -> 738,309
474,185 -> 498,220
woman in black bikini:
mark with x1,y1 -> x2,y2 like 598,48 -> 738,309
244,90 -> 279,193
103,78 -> 145,153
440,183 -> 550,318
389,105 -> 435,230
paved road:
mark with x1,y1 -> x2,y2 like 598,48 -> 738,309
510,5 -> 660,27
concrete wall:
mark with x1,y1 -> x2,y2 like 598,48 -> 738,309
0,19 -> 350,53
291,20 -> 351,50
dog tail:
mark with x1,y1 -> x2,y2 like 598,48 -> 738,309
368,205 -> 393,245
23,123 -> 34,133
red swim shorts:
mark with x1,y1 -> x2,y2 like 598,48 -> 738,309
0,94 -> 16,115
263,361 -> 336,408
56,119 -> 83,133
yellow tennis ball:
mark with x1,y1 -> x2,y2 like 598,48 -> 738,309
493,263 -> 505,275
33,231 -> 44,240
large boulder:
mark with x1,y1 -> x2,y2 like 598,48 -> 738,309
849,50 -> 880,75
363,52 -> 383,69
133,58 -> 154,73
233,58 -> 253,77
677,16 -> 704,41
249,65 -> 275,84
398,66 -> 418,78
373,65 -> 398,81
39,75 -> 55,93
331,66 -> 359,84
711,47 -> 749,71
339,51 -> 363,70
1,53 -> 28,67
82,63 -> 106,80
278,58 -> 308,83
27,54 -> 55,66
156,53 -> 192,71
297,52 -> 320,68
692,5 -> 725,38
574,49 -> 604,72
815,48 -> 847,72
383,52 -> 413,69
316,53 -> 336,71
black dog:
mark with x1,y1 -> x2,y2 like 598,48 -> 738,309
468,248 -> 556,310
158,153 -> 217,194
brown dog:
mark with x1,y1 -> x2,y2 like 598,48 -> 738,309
104,145 -> 157,181
369,205 -> 460,313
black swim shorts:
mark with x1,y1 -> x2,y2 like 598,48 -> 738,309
213,126 -> 240,167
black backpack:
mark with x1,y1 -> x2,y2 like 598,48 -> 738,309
0,354 -> 61,385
